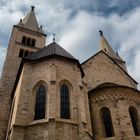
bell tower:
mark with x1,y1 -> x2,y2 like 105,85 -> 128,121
0,6 -> 46,140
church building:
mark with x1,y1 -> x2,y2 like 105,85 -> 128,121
0,6 -> 140,140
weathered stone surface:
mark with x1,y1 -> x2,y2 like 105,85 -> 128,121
8,58 -> 92,140
89,86 -> 140,140
82,51 -> 137,90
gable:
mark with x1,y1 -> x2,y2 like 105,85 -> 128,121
82,51 -> 137,91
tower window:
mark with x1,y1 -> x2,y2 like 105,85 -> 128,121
129,106 -> 139,136
19,50 -> 32,57
34,85 -> 46,120
19,49 -> 24,57
60,85 -> 70,119
21,36 -> 36,47
31,39 -> 36,47
101,107 -> 114,137
22,36 -> 26,45
27,38 -> 31,46
24,50 -> 29,56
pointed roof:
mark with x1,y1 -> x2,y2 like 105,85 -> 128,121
81,50 -> 138,85
25,42 -> 76,61
99,30 -> 124,62
17,6 -> 44,33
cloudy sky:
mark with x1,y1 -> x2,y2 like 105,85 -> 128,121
0,0 -> 140,88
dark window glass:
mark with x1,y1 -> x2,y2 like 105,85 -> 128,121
101,107 -> 114,137
60,85 -> 70,119
27,38 -> 31,46
19,49 -> 24,57
22,36 -> 26,45
24,50 -> 29,56
31,39 -> 36,47
34,85 -> 46,120
129,107 -> 139,136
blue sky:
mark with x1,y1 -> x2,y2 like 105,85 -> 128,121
0,0 -> 140,87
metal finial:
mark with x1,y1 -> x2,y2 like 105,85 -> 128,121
53,33 -> 56,42
31,6 -> 35,11
99,30 -> 103,36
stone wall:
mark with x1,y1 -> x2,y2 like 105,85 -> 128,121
8,58 -> 92,140
89,85 -> 140,140
82,51 -> 137,91
9,119 -> 79,140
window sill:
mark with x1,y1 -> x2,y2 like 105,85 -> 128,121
28,119 -> 49,126
55,119 -> 78,125
12,118 -> 78,128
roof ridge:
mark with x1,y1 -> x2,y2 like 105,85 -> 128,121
25,42 -> 77,61
53,42 -> 56,54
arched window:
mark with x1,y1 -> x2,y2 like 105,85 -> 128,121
22,36 -> 26,45
129,106 -> 139,136
34,85 -> 46,120
101,107 -> 114,137
31,39 -> 36,47
19,49 -> 24,57
27,38 -> 31,46
60,85 -> 70,119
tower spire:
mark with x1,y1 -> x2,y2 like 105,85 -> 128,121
99,30 -> 115,54
53,33 -> 56,42
99,30 -> 103,36
17,6 -> 44,33
99,30 -> 127,71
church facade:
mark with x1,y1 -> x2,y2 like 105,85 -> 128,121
0,6 -> 140,140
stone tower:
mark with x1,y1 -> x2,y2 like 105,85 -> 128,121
0,6 -> 46,140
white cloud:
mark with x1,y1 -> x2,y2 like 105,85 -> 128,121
0,1 -> 140,88
58,8 -> 140,88
128,51 -> 140,88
